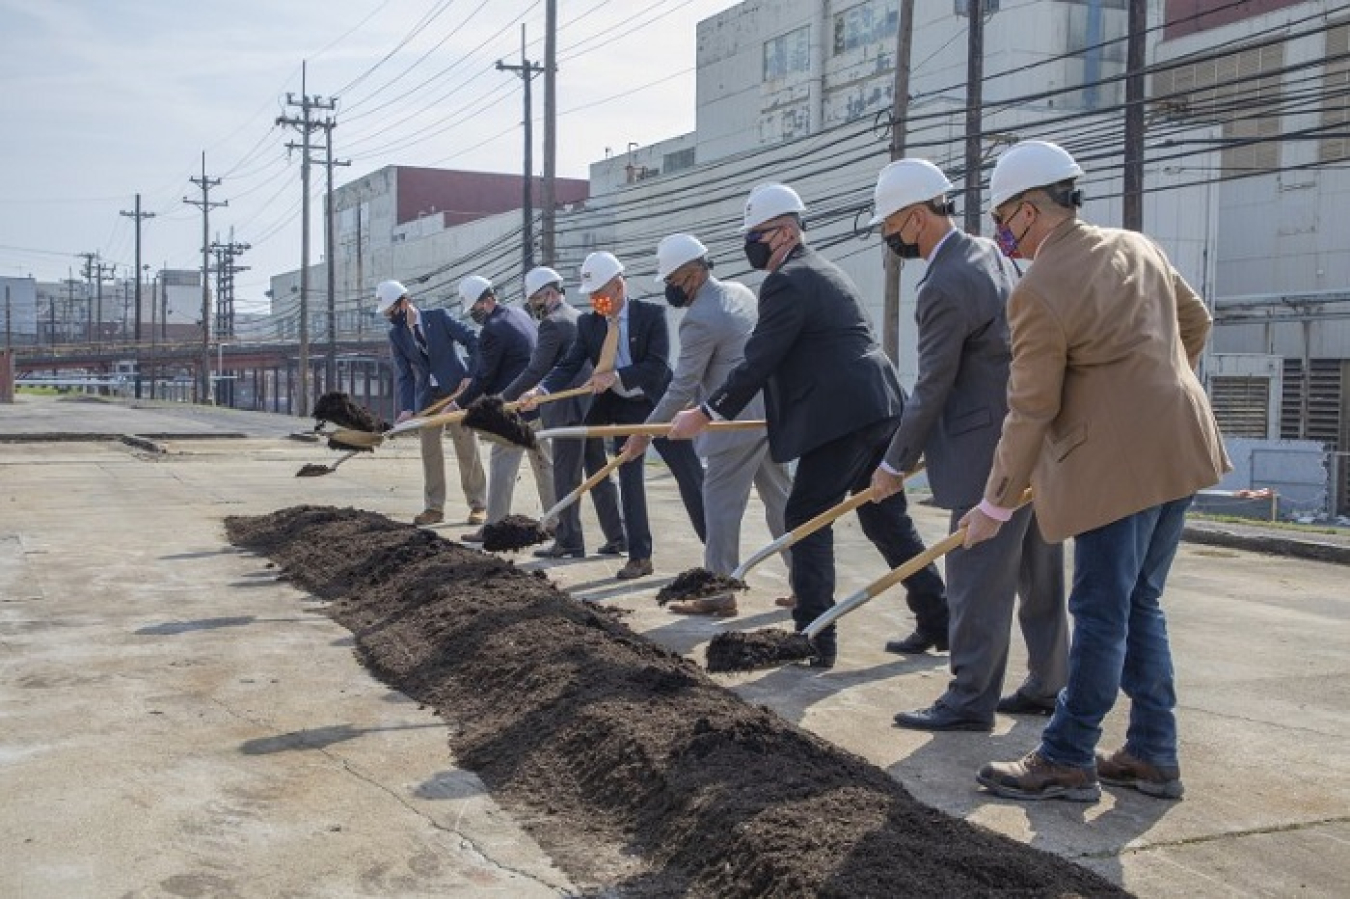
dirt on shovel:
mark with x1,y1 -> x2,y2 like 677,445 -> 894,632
462,395 -> 538,450
224,504 -> 1128,899
313,391 -> 391,433
705,628 -> 818,673
480,514 -> 550,552
655,567 -> 747,605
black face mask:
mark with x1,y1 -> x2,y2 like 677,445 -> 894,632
885,233 -> 921,259
743,240 -> 773,271
388,308 -> 408,328
469,306 -> 488,325
663,282 -> 691,308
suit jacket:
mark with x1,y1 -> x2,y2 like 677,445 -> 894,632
647,277 -> 767,457
389,307 -> 477,413
541,298 -> 673,406
984,218 -> 1231,542
705,245 -> 904,463
883,230 -> 1019,509
457,303 -> 537,409
502,302 -> 593,429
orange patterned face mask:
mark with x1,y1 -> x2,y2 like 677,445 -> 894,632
591,294 -> 616,317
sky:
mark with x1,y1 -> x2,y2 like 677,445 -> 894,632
0,0 -> 742,312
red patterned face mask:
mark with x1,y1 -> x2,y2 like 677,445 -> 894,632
591,294 -> 616,317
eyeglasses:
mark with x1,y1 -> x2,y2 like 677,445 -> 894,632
990,196 -> 1025,228
744,225 -> 781,244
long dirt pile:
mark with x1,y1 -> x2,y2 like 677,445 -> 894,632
226,505 -> 1126,899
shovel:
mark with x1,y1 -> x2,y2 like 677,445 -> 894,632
659,463 -> 928,606
461,386 -> 595,449
332,386 -> 595,449
539,453 -> 626,530
806,488 -> 1033,638
706,488 -> 1032,672
295,449 -> 360,478
535,420 -> 767,440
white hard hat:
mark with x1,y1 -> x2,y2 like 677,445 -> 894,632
741,183 -> 806,232
653,234 -> 709,284
524,266 -> 563,300
868,159 -> 954,226
988,140 -> 1084,210
458,274 -> 494,306
578,252 -> 624,295
374,280 -> 407,314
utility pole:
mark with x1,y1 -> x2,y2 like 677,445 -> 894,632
321,117 -> 350,391
882,0 -> 915,365
78,252 -> 115,348
184,153 -> 226,404
120,193 -> 155,398
77,253 -> 96,343
209,235 -> 250,340
278,61 -> 336,417
1122,0 -> 1147,231
963,0 -> 986,236
541,0 -> 558,265
497,26 -> 545,276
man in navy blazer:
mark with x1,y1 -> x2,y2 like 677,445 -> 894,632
376,280 -> 486,527
526,252 -> 705,580
451,275 -> 555,541
669,184 -> 946,668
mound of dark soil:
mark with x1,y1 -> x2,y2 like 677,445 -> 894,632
313,391 -> 390,433
225,505 -> 1127,899
481,514 -> 550,552
462,395 -> 537,450
655,567 -> 747,605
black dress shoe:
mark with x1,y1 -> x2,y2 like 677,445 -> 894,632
884,630 -> 949,655
894,703 -> 993,732
596,540 -> 627,556
533,543 -> 585,559
996,690 -> 1057,716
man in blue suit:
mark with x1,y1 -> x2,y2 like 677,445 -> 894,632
375,279 -> 486,527
525,252 -> 706,580
451,275 -> 555,542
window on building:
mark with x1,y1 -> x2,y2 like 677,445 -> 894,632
763,26 -> 811,81
1323,20 -> 1350,163
834,1 -> 898,56
663,147 -> 696,174
1152,41 -> 1285,173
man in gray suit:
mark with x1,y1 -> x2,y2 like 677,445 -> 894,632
867,159 -> 1068,732
620,235 -> 793,615
501,266 -> 626,559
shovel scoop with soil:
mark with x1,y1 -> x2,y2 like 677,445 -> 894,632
461,396 -> 538,450
705,628 -> 818,672
479,514 -> 551,552
313,391 -> 391,433
655,567 -> 747,606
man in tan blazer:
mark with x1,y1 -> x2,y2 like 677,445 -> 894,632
964,141 -> 1231,804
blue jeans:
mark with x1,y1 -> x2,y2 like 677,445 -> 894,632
1039,496 -> 1192,770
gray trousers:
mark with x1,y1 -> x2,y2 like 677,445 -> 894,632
420,420 -> 486,514
938,504 -> 1068,719
701,437 -> 793,578
550,437 -> 625,552
485,430 -> 556,525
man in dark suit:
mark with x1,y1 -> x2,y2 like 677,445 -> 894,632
376,279 -> 486,527
866,159 -> 1067,732
669,183 -> 946,668
451,275 -> 554,542
525,252 -> 705,580
501,266 -> 626,559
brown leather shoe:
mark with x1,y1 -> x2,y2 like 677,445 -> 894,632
976,751 -> 1101,803
773,595 -> 796,609
668,594 -> 738,617
467,508 -> 487,525
1096,748 -> 1184,799
615,558 -> 653,580
413,509 -> 444,526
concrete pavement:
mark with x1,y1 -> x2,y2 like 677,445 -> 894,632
2,394 -> 1347,898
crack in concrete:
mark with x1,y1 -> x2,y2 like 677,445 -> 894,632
1081,814 -> 1350,859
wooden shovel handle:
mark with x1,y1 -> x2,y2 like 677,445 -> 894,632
541,454 -> 626,525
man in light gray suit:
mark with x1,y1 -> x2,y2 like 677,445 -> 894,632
502,266 -> 626,559
621,234 -> 793,616
867,160 -> 1068,732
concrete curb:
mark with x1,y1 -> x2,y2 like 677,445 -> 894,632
1183,525 -> 1350,566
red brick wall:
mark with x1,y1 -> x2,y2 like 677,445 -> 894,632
394,167 -> 589,227
1164,0 -> 1306,41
